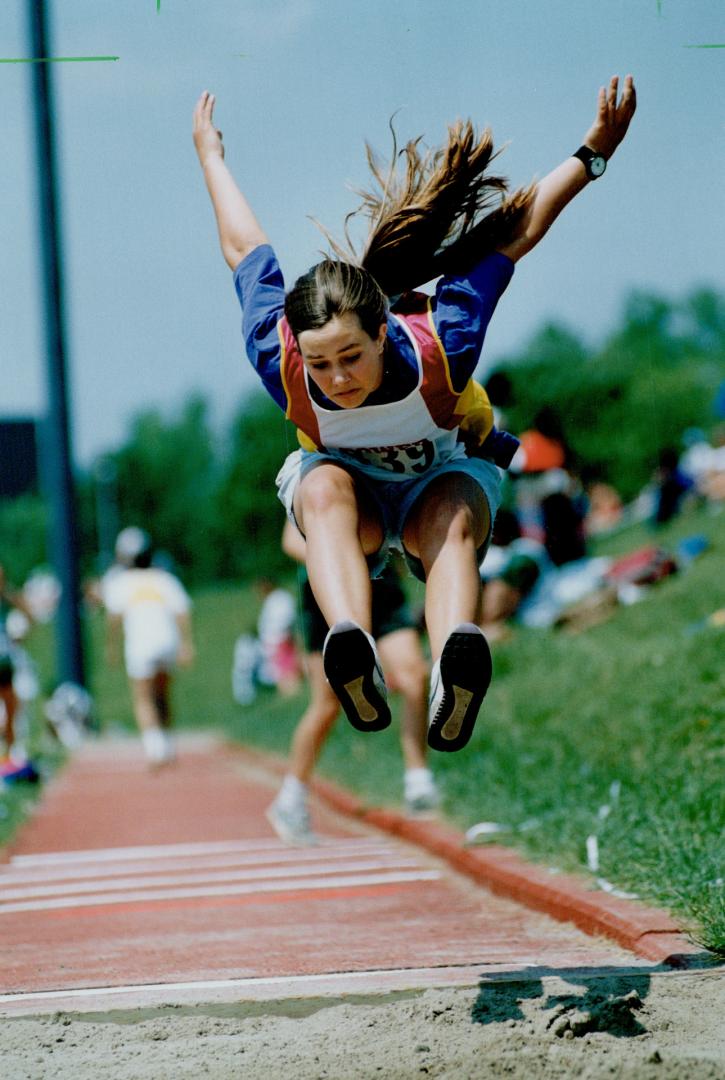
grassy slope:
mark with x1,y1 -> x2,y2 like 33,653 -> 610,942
4,505 -> 723,951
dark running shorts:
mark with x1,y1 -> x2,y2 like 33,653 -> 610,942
0,652 -> 14,688
300,566 -> 416,654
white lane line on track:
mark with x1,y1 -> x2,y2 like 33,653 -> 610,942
0,965 -> 486,1006
0,868 -> 441,914
11,836 -> 386,866
0,844 -> 403,885
0,858 -> 426,901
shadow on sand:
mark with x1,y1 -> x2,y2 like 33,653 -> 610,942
471,954 -> 717,1038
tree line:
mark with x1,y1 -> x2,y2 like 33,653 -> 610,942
1,284 -> 723,587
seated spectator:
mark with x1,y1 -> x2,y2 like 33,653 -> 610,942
584,479 -> 624,536
651,447 -> 695,527
509,408 -> 587,564
680,425 -> 725,505
479,511 -> 551,641
255,578 -> 303,697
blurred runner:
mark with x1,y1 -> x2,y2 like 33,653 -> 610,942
103,528 -> 194,767
267,521 -> 439,844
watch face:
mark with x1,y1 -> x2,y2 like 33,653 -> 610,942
590,155 -> 606,177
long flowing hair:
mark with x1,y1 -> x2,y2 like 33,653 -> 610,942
315,116 -> 534,298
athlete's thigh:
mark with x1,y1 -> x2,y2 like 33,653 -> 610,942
402,470 -> 489,558
293,461 -> 384,552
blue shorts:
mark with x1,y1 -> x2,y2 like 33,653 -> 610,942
276,448 -> 502,581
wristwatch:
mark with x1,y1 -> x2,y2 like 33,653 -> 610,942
573,145 -> 607,180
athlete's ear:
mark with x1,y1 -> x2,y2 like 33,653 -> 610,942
375,322 -> 387,353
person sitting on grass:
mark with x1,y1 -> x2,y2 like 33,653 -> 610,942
192,75 -> 636,753
267,521 -> 439,846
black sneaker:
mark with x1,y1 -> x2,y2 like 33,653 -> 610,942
427,623 -> 492,752
322,620 -> 391,732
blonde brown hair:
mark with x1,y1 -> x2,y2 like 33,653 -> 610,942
285,118 -> 533,338
318,117 -> 534,298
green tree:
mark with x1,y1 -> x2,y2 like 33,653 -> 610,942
0,494 -> 49,584
110,395 -> 221,583
214,391 -> 294,582
493,288 -> 723,501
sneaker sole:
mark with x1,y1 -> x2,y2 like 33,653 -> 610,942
323,624 -> 391,733
428,628 -> 492,753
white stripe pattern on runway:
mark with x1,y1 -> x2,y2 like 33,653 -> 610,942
0,837 -> 440,915
0,843 -> 407,885
10,836 -> 385,866
0,857 -> 426,901
0,869 -> 441,914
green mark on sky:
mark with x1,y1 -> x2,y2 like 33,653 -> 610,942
684,44 -> 725,49
0,56 -> 119,63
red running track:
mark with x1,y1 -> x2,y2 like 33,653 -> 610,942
1,735 -> 651,1015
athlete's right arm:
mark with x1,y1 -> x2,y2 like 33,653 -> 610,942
193,91 -> 269,270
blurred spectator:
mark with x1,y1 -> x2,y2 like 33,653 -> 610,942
21,567 -> 60,623
584,479 -> 624,536
44,682 -> 95,750
232,578 -> 303,704
102,527 -> 195,767
255,578 -> 303,696
0,562 -> 36,765
651,446 -> 695,527
479,510 -> 551,641
679,425 -> 725,505
483,369 -> 514,429
509,407 -> 587,565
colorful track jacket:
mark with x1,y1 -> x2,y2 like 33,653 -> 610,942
234,245 -> 516,482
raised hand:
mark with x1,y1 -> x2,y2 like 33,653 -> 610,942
193,90 -> 225,166
583,75 -> 637,160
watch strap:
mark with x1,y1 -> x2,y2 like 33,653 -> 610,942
573,145 -> 606,179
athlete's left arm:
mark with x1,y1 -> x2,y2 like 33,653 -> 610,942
498,75 -> 636,264
433,253 -> 515,391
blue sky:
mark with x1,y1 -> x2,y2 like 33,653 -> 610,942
2,0 -> 724,464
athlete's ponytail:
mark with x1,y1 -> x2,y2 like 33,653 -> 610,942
318,118 -> 534,298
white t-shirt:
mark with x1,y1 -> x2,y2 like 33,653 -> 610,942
103,568 -> 190,672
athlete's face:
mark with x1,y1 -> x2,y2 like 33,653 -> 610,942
297,313 -> 387,408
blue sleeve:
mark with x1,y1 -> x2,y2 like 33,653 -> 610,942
432,252 -> 515,392
233,244 -> 288,410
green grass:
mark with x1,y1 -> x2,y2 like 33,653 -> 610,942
5,505 -> 724,954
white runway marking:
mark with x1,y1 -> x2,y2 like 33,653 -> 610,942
0,868 -> 441,914
0,965 -> 486,1008
11,835 -> 386,867
0,857 -> 426,901
0,843 -> 406,885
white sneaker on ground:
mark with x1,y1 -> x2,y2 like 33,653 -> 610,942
427,623 -> 492,753
266,795 -> 317,846
404,768 -> 441,816
322,620 -> 391,732
142,727 -> 176,766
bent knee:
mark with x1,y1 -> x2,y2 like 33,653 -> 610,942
298,466 -> 357,516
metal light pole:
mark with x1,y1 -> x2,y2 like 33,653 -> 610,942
27,0 -> 86,686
